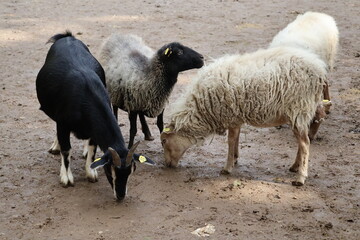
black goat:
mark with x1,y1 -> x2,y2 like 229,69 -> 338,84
36,31 -> 154,200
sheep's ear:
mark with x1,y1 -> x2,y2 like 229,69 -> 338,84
162,127 -> 174,134
90,157 -> 108,169
164,47 -> 172,57
133,153 -> 155,166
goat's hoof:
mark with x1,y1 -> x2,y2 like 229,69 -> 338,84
87,177 -> 98,183
48,149 -> 60,155
61,181 -> 74,188
86,169 -> 98,183
145,136 -> 154,141
220,169 -> 231,175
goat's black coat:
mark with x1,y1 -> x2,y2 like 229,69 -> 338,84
36,32 -> 154,199
36,32 -> 127,153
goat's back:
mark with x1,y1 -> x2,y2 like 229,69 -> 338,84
36,34 -> 106,123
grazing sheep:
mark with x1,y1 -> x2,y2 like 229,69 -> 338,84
161,46 -> 327,186
98,34 -> 204,148
269,11 -> 339,139
36,32 -> 154,200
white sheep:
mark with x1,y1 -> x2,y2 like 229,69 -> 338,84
98,34 -> 204,148
269,11 -> 339,138
269,11 -> 338,71
160,46 -> 327,186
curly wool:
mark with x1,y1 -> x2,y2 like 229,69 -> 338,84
98,34 -> 171,117
269,11 -> 338,70
170,47 -> 327,142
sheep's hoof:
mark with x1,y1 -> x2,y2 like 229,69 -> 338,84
292,181 -> 304,186
292,175 -> 306,186
144,135 -> 154,141
48,149 -> 60,155
220,169 -> 231,175
308,134 -> 316,142
289,165 -> 299,173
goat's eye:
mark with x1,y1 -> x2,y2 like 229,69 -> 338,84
177,50 -> 183,56
161,139 -> 167,146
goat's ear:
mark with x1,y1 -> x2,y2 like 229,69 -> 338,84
164,47 -> 172,57
90,157 -> 108,169
133,153 -> 155,166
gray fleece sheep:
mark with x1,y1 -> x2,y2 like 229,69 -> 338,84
161,46 -> 327,186
98,34 -> 204,148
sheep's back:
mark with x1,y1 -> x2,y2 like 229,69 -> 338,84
269,12 -> 338,70
172,47 -> 327,137
97,34 -> 155,109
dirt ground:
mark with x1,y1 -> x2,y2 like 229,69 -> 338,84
1,0 -> 359,239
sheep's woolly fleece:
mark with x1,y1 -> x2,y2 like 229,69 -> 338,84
269,11 -> 338,70
98,34 -> 169,117
169,47 -> 327,142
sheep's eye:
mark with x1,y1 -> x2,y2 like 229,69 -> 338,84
177,50 -> 183,56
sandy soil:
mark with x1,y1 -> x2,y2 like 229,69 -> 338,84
1,0 -> 359,239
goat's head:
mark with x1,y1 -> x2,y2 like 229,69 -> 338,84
158,42 -> 204,73
90,142 -> 155,200
160,127 -> 194,168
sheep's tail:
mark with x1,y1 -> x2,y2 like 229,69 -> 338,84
46,30 -> 73,44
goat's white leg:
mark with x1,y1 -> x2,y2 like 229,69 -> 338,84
60,150 -> 74,187
221,127 -> 241,174
48,137 -> 60,155
82,139 -> 90,158
291,127 -> 310,186
85,142 -> 98,182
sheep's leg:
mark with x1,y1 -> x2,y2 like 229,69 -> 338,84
128,111 -> 138,148
323,81 -> 331,114
157,110 -> 164,133
290,127 -> 310,186
309,105 -> 326,141
48,136 -> 60,155
221,127 -> 241,174
85,139 -> 98,183
234,129 -> 240,164
57,125 -> 74,187
139,113 -> 154,141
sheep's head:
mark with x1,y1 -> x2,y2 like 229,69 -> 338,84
160,127 -> 194,168
158,42 -> 204,74
90,142 -> 155,200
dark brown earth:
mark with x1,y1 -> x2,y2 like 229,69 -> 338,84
1,0 -> 359,239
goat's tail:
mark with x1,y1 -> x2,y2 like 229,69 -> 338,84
46,30 -> 73,44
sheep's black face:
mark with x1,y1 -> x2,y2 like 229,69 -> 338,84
103,161 -> 136,201
159,42 -> 204,74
